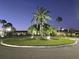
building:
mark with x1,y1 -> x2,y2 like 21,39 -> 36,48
57,28 -> 79,36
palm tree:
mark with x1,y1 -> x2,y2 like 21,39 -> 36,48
3,23 -> 13,32
0,19 -> 7,37
56,16 -> 63,30
11,27 -> 16,32
3,22 -> 16,37
0,19 -> 7,28
1,20 -> 7,31
32,7 -> 51,36
1,20 -> 7,26
4,23 -> 12,27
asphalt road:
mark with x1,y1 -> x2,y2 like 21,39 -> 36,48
0,37 -> 79,59
0,45 -> 79,59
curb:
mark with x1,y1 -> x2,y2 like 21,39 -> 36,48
0,40 -> 78,48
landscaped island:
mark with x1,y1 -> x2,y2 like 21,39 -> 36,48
0,7 -> 77,47
3,37 -> 75,46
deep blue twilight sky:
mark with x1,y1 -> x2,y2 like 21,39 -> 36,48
0,0 -> 79,30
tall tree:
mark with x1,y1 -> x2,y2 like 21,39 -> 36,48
3,23 -> 13,32
3,22 -> 16,37
32,7 -> 51,36
1,20 -> 7,27
56,16 -> 63,30
4,23 -> 12,27
0,19 -> 7,37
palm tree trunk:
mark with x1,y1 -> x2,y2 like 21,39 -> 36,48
40,22 -> 44,38
2,23 -> 5,37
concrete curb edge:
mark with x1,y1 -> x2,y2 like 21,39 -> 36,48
0,40 -> 78,48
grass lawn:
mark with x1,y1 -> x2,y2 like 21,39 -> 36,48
3,37 -> 75,46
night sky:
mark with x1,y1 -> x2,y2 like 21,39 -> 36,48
0,0 -> 79,30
